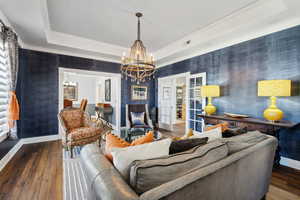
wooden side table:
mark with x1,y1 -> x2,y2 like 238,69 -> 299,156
198,114 -> 295,167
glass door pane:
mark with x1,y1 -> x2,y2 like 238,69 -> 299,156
187,73 -> 206,134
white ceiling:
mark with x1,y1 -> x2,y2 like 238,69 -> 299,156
0,0 -> 300,67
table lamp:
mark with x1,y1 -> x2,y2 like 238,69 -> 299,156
200,85 -> 220,115
258,80 -> 291,122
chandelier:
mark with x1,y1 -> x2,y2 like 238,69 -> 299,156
121,12 -> 155,84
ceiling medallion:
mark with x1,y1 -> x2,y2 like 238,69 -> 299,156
121,12 -> 155,84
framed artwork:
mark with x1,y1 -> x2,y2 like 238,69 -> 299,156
163,87 -> 171,100
63,82 -> 78,101
105,79 -> 111,102
131,85 -> 148,100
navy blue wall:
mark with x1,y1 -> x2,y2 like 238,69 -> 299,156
156,25 -> 300,161
16,49 -> 155,138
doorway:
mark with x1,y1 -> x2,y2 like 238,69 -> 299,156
58,68 -> 121,133
158,72 -> 189,134
158,72 -> 206,135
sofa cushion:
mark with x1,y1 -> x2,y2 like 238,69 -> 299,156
129,140 -> 228,194
105,133 -> 131,161
205,122 -> 229,132
222,131 -> 268,154
169,137 -> 208,154
111,139 -> 172,181
190,127 -> 222,142
222,127 -> 248,138
131,131 -> 154,146
131,112 -> 145,125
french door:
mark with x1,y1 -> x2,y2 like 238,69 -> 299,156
186,73 -> 206,134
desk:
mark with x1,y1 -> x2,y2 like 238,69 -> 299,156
198,114 -> 295,167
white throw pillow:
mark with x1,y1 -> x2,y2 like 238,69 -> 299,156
111,138 -> 172,180
190,127 -> 222,142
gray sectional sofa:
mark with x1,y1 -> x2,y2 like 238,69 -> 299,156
80,131 -> 277,200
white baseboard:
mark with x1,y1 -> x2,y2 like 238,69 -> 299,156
0,141 -> 23,172
0,134 -> 61,172
280,156 -> 300,170
21,134 -> 61,144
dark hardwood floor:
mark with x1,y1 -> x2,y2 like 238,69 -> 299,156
0,141 -> 62,200
0,139 -> 299,199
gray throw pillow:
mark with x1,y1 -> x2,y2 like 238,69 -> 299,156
169,137 -> 208,154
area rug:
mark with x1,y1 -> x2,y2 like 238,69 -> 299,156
63,147 -> 89,200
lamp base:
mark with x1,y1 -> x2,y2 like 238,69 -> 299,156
263,107 -> 284,122
205,104 -> 216,115
263,96 -> 284,122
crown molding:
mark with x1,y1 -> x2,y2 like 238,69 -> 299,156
156,15 -> 300,68
22,42 -> 121,64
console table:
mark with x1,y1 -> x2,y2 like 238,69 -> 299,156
198,114 -> 295,167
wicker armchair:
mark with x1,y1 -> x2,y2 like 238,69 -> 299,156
58,108 -> 103,158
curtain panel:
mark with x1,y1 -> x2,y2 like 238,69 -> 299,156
1,21 -> 19,139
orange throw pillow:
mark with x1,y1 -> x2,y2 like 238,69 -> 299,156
205,122 -> 229,132
131,131 -> 154,146
105,133 -> 130,161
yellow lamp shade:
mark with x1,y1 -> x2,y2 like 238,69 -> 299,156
200,85 -> 220,97
258,80 -> 291,97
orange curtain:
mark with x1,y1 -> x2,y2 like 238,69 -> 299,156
8,91 -> 19,128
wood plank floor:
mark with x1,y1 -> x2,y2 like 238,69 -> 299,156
0,141 -> 62,200
0,140 -> 300,200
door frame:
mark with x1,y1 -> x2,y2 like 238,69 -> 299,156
58,68 -> 122,135
158,72 -> 190,132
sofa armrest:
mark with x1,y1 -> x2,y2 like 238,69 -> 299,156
81,144 -> 139,200
92,168 -> 140,200
140,136 -> 277,200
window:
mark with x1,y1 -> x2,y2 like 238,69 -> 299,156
0,39 -> 10,142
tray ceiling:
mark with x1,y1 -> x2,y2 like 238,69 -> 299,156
0,0 -> 300,67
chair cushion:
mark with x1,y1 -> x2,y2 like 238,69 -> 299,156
131,112 -> 145,126
131,131 -> 154,146
68,127 -> 102,141
105,133 -> 131,162
129,140 -> 228,194
61,109 -> 83,130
